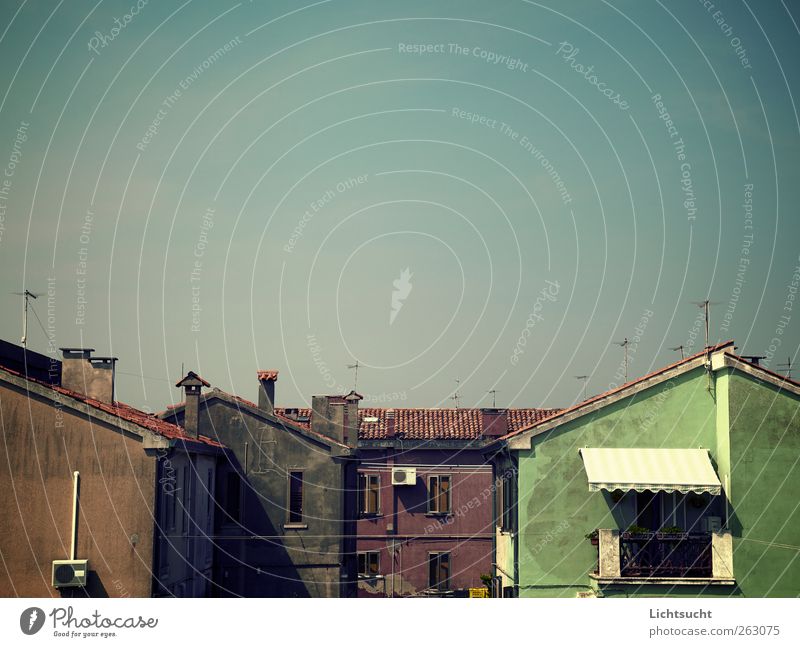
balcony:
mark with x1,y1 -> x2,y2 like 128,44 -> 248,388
591,529 -> 735,586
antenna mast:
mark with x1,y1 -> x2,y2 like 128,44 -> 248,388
670,345 -> 685,360
777,357 -> 794,380
487,389 -> 498,408
347,360 -> 360,391
450,378 -> 461,408
615,338 -> 630,383
575,375 -> 589,401
13,290 -> 42,348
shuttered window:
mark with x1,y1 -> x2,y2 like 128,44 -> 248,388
358,551 -> 380,576
288,471 -> 303,523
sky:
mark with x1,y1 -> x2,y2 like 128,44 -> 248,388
0,0 -> 798,412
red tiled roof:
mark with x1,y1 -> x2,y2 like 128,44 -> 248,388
275,406 -> 561,441
256,370 -> 279,381
0,363 -> 222,448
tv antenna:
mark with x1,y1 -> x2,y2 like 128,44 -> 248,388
450,378 -> 461,408
691,299 -> 720,350
12,290 -> 42,347
740,355 -> 765,367
614,338 -> 630,383
575,375 -> 589,401
777,357 -> 793,380
486,389 -> 499,408
346,360 -> 360,391
670,345 -> 685,360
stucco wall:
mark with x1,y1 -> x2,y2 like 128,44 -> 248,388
0,382 -> 157,597
727,371 -> 800,596
516,367 -> 718,597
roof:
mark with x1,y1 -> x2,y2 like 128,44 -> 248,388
275,406 -> 561,441
256,370 -> 279,381
175,371 -> 210,388
162,389 -> 350,451
502,341 -> 800,448
0,359 -> 222,449
500,342 -> 736,445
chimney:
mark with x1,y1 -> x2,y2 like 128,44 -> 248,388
257,370 -> 278,415
59,348 -> 117,404
175,371 -> 209,439
481,408 -> 508,437
311,395 -> 340,443
343,390 -> 362,447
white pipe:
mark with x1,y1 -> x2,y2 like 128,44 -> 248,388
70,471 -> 79,560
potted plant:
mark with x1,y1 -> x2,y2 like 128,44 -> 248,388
585,529 -> 599,545
657,525 -> 686,540
623,524 -> 651,539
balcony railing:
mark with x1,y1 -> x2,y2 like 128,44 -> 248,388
594,529 -> 734,584
619,532 -> 711,578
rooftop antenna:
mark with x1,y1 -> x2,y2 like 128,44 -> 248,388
777,357 -> 793,380
670,345 -> 685,360
614,338 -> 630,383
346,360 -> 360,391
12,290 -> 42,348
575,375 -> 589,401
450,378 -> 461,408
691,299 -> 720,350
486,389 -> 499,408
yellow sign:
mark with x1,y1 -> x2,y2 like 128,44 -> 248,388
468,587 -> 489,598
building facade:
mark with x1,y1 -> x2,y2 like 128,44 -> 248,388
499,342 -> 800,598
162,372 -> 358,597
0,342 -> 221,598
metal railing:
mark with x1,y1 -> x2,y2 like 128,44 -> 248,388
619,532 -> 712,578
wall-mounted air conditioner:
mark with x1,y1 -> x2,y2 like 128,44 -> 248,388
702,516 -> 722,532
391,467 -> 417,486
52,559 -> 88,588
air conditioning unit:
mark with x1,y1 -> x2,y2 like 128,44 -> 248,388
702,516 -> 722,533
52,559 -> 88,588
391,467 -> 417,486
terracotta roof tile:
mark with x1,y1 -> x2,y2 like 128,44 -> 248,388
0,363 -> 222,448
275,406 -> 560,440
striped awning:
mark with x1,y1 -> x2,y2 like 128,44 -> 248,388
579,448 -> 721,495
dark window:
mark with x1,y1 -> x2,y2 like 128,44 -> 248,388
357,551 -> 380,576
205,469 -> 213,533
428,475 -> 451,514
182,466 -> 191,534
225,471 -> 242,524
428,552 -> 450,591
288,471 -> 303,523
359,474 -> 380,515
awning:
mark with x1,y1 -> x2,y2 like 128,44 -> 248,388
579,448 -> 722,495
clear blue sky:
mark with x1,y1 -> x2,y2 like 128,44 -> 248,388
0,0 -> 798,411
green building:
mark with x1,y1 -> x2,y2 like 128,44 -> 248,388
494,342 -> 800,597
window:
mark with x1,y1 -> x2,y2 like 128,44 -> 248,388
182,466 -> 191,534
359,473 -> 380,515
288,471 -> 303,523
225,471 -> 242,524
428,475 -> 451,514
428,552 -> 450,591
358,551 -> 380,577
205,469 -> 214,534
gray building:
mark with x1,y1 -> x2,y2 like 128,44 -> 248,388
162,371 -> 358,597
